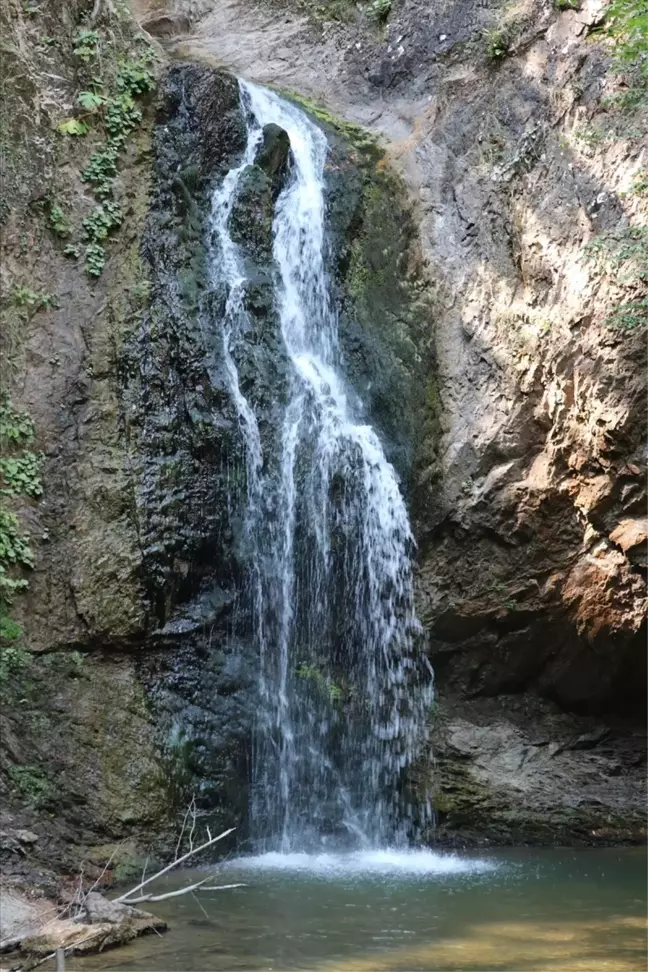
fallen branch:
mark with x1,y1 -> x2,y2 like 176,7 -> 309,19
115,828 -> 235,904
198,884 -> 247,892
123,877 -> 212,904
125,881 -> 248,904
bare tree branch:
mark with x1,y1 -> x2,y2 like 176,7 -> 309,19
115,828 -> 235,904
198,884 -> 247,892
122,877 -> 212,904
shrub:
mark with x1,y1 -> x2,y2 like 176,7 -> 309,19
484,28 -> 510,61
370,0 -> 392,24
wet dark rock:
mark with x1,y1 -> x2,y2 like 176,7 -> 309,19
119,66 -> 432,842
256,123 -> 291,194
230,164 -> 275,264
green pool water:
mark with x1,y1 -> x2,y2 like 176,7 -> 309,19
66,846 -> 647,971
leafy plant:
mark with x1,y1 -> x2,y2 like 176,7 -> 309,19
117,62 -> 156,95
296,663 -> 344,705
484,28 -> 510,60
629,169 -> 648,195
370,0 -> 392,23
71,37 -> 157,277
604,296 -> 648,330
575,122 -> 610,146
82,200 -> 123,242
584,226 -> 648,282
0,402 -> 34,445
73,28 -> 100,62
57,117 -> 89,136
9,286 -> 57,313
77,90 -> 105,112
0,454 -> 43,499
7,764 -> 54,809
600,0 -> 648,113
0,401 -> 41,650
84,242 -> 107,277
584,226 -> 648,331
82,146 -> 119,195
554,0 -> 579,9
49,204 -> 70,237
104,94 -> 142,144
605,0 -> 648,73
0,510 -> 33,570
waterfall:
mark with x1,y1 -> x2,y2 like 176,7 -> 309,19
207,80 -> 434,852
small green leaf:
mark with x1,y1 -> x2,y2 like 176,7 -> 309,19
77,90 -> 105,112
57,118 -> 89,136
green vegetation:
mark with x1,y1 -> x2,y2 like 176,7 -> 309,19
554,0 -> 580,9
54,22 -> 157,276
370,0 -> 392,23
0,400 -> 42,689
602,296 -> 648,331
48,204 -> 71,238
72,27 -> 100,63
584,226 -> 648,331
629,169 -> 648,195
606,0 -> 648,73
584,225 -> 648,282
58,117 -> 89,136
483,27 -> 511,61
598,0 -> 648,113
9,285 -> 57,313
296,663 -> 344,704
7,763 -> 54,809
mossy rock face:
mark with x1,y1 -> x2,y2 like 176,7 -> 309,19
282,90 -> 437,490
2,55 -> 442,871
119,69 -> 439,839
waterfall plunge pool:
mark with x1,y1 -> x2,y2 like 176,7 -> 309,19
65,846 -> 646,971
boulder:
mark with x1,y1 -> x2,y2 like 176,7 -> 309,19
255,123 -> 291,194
610,518 -> 648,567
21,893 -> 166,959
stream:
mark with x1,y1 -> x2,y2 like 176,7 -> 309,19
65,847 -> 646,971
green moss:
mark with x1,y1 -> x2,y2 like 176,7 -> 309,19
0,399 -> 43,679
296,663 -> 344,705
334,133 -> 437,489
7,763 -> 55,809
483,27 -> 511,61
274,87 -> 385,164
83,841 -> 154,887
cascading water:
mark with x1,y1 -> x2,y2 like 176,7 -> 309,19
208,79 -> 434,853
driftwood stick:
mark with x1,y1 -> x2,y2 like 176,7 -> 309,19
123,877 -> 212,904
198,883 -> 247,892
115,828 -> 235,903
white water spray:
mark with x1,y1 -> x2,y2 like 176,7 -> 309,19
208,80 -> 433,852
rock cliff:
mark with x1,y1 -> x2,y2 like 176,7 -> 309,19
0,0 -> 430,886
0,0 -> 645,890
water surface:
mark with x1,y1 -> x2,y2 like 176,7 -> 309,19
67,846 -> 647,971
